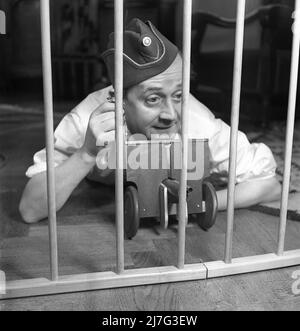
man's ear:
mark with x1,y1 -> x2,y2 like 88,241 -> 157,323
123,91 -> 129,108
107,90 -> 115,103
109,90 -> 115,98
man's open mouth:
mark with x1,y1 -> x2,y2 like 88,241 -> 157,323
152,125 -> 177,131
150,126 -> 180,140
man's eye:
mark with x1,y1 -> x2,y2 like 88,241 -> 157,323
146,96 -> 161,105
173,93 -> 182,101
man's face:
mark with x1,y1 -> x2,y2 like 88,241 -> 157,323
124,55 -> 182,140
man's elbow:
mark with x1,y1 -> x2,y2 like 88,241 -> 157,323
262,177 -> 282,203
19,196 -> 44,224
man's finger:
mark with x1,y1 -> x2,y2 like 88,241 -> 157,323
98,118 -> 115,133
96,130 -> 116,147
92,102 -> 116,116
90,113 -> 115,131
97,112 -> 116,122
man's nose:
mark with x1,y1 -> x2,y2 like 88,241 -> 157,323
159,100 -> 177,122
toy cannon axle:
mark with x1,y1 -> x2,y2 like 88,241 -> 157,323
162,178 -> 193,204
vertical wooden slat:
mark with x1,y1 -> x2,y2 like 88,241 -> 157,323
224,0 -> 246,264
40,0 -> 58,281
277,0 -> 300,256
177,0 -> 192,269
114,0 -> 124,274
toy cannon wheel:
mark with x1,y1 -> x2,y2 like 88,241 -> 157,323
195,181 -> 218,231
124,185 -> 140,239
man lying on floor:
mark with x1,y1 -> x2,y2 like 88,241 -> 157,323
19,18 -> 281,224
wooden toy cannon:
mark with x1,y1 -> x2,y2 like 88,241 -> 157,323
123,138 -> 218,239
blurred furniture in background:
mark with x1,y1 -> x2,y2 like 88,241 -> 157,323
51,0 -> 177,99
51,0 -> 104,99
0,0 -> 177,101
0,0 -> 43,95
191,4 -> 294,125
52,55 -> 104,99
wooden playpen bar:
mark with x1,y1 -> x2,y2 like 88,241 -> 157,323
1,0 -> 300,299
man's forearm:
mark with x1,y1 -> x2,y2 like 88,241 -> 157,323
19,149 -> 96,223
216,177 -> 282,211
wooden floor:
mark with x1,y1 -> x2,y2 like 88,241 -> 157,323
1,209 -> 300,311
1,110 -> 300,310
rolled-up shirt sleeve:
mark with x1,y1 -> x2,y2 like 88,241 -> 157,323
209,118 -> 277,183
188,94 -> 277,183
25,87 -> 112,178
25,111 -> 85,178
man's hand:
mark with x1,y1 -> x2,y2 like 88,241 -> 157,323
81,102 -> 116,157
19,101 -> 117,224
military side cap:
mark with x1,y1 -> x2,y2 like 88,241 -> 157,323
101,18 -> 179,89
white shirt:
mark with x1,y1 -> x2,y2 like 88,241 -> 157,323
26,86 -> 277,183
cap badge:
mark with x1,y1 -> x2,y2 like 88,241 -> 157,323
142,36 -> 152,47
